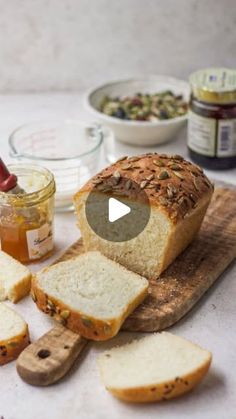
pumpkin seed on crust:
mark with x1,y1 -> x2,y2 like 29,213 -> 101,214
158,170 -> 170,180
60,310 -> 70,319
81,317 -> 94,328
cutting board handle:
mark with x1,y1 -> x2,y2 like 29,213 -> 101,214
16,324 -> 87,386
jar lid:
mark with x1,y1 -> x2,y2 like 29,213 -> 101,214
189,68 -> 236,104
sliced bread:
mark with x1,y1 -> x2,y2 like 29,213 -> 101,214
98,332 -> 212,402
0,303 -> 30,365
32,251 -> 149,341
0,250 -> 31,303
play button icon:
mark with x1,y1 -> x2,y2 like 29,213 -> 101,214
85,175 -> 150,242
108,198 -> 131,222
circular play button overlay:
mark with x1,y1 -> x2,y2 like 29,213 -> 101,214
85,175 -> 151,242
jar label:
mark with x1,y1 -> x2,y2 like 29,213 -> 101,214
188,111 -> 236,157
26,223 -> 53,260
217,119 -> 236,157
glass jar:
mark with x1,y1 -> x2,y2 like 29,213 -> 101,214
188,68 -> 236,170
9,120 -> 103,212
0,164 -> 56,263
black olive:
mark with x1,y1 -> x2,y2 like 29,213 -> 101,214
159,110 -> 169,119
114,107 -> 126,119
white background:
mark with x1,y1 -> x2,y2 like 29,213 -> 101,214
0,0 -> 235,92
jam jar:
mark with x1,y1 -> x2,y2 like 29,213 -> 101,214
0,165 -> 56,263
188,68 -> 236,170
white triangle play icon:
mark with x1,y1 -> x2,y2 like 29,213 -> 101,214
108,197 -> 131,223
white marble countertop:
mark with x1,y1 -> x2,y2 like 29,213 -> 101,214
0,94 -> 236,419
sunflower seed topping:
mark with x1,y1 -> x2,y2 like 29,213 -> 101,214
167,183 -> 177,199
169,163 -> 182,171
47,299 -> 55,309
140,180 -> 149,189
116,156 -> 128,162
172,171 -> 184,180
193,178 -> 199,191
125,179 -> 132,190
113,170 -> 120,178
171,155 -> 184,161
102,172 -> 112,178
92,178 -> 103,185
113,170 -> 121,184
146,174 -> 154,181
153,159 -> 165,167
121,163 -> 132,170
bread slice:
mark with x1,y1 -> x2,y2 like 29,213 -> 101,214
0,303 -> 30,365
74,154 -> 214,279
98,332 -> 212,403
0,251 -> 31,303
32,251 -> 148,341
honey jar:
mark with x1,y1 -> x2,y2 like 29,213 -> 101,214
188,68 -> 236,170
0,165 -> 56,263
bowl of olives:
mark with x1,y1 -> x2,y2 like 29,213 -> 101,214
85,76 -> 189,146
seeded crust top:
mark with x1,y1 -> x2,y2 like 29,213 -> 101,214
76,153 -> 214,223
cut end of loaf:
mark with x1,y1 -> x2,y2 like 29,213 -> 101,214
98,332 -> 212,402
0,250 -> 31,303
32,251 -> 149,340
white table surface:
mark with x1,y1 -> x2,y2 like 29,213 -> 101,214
0,94 -> 236,419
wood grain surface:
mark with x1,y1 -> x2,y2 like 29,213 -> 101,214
16,324 -> 87,386
58,187 -> 236,333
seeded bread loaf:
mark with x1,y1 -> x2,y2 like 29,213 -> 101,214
0,303 -> 30,365
0,250 -> 32,303
98,332 -> 212,403
31,251 -> 148,341
74,153 -> 214,279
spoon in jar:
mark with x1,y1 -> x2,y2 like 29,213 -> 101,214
0,157 -> 25,194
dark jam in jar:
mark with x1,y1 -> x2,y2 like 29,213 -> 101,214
188,68 -> 236,170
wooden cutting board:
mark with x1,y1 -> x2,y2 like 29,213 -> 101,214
57,186 -> 236,333
17,184 -> 236,386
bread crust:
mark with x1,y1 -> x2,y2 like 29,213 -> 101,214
104,356 -> 212,403
31,274 -> 148,341
0,324 -> 30,366
74,153 -> 214,223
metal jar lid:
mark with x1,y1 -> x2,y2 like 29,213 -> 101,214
189,68 -> 236,105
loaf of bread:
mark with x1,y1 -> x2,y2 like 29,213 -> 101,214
0,303 -> 30,365
32,251 -> 148,341
98,332 -> 212,403
0,250 -> 31,303
74,153 -> 214,279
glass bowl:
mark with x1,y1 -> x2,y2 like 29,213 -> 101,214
9,120 -> 103,211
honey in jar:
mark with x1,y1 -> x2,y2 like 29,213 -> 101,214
0,165 -> 56,263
